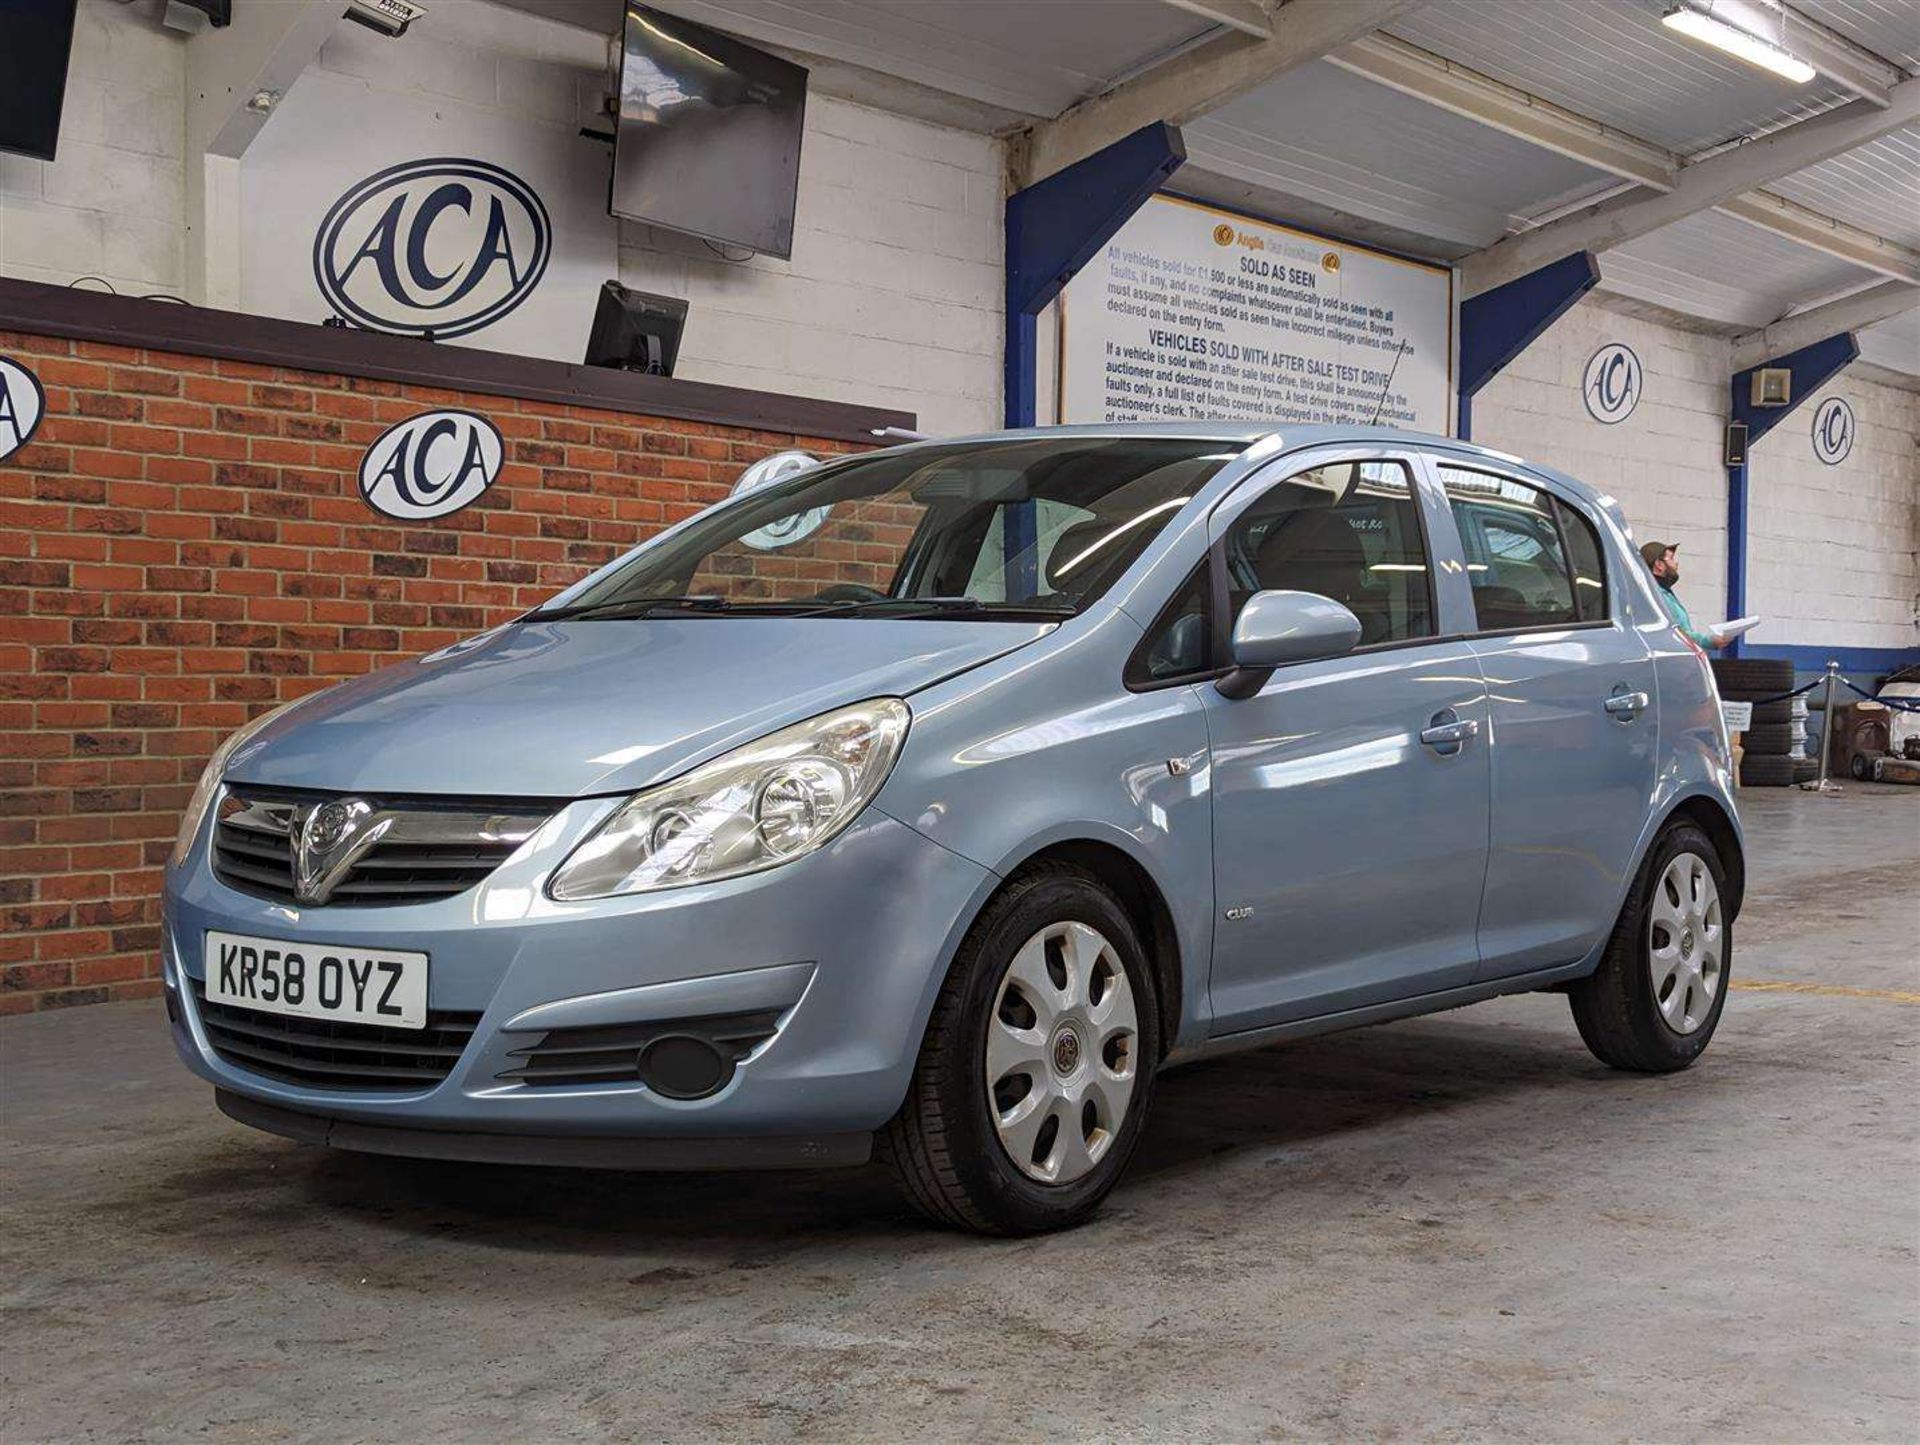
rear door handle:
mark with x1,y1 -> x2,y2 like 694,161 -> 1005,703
1604,689 -> 1650,719
1420,710 -> 1479,753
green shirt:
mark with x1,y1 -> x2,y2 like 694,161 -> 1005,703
1656,583 -> 1712,649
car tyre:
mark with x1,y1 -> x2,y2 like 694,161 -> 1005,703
879,863 -> 1161,1235
1739,753 -> 1798,786
1569,821 -> 1731,1073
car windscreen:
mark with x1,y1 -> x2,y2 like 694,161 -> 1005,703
533,436 -> 1243,621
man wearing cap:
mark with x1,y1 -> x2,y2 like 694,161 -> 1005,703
1641,540 -> 1713,649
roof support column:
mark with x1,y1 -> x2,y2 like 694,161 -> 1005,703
1455,251 -> 1599,440
1724,333 -> 1860,656
1003,121 -> 1185,428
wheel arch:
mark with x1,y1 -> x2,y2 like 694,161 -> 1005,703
1661,794 -> 1746,921
998,837 -> 1186,1062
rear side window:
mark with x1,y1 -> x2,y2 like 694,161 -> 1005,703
1440,467 -> 1590,631
1553,496 -> 1610,622
1223,460 -> 1434,648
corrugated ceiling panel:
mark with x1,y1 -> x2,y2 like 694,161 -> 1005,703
1767,127 -> 1920,248
1793,0 -> 1920,72
1186,60 -> 1612,246
1856,307 -> 1920,373
649,0 -> 1216,118
1614,208 -> 1880,304
1388,0 -> 1858,154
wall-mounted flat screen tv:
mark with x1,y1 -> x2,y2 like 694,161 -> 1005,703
0,0 -> 79,161
610,4 -> 807,260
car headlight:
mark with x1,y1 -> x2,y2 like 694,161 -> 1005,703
168,701 -> 302,869
549,698 -> 910,901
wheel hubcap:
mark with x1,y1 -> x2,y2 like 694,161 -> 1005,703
986,920 -> 1139,1185
1648,851 -> 1723,1035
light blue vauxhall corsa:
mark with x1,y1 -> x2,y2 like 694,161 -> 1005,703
163,424 -> 1744,1233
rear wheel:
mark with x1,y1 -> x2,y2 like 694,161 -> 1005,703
1569,822 -> 1730,1072
879,865 -> 1160,1234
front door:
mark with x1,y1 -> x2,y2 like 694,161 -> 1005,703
1435,462 -> 1659,979
1203,452 -> 1491,1036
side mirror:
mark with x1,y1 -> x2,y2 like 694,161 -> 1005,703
1216,589 -> 1362,700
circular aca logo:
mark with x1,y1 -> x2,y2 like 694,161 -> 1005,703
1212,224 -> 1235,246
0,356 -> 47,462
1811,397 -> 1854,465
1582,343 -> 1642,424
313,158 -> 552,339
358,410 -> 504,520
733,451 -> 828,551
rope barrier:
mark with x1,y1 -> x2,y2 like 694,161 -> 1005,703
1732,678 -> 1823,706
1842,678 -> 1920,713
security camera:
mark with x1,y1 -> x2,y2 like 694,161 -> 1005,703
344,0 -> 427,38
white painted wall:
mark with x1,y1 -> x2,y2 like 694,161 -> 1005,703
0,0 -> 186,297
616,95 -> 1004,435
0,0 -> 1004,433
1747,375 -> 1919,653
1472,298 -> 1735,631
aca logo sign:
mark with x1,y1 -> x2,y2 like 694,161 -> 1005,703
1582,343 -> 1642,424
359,410 -> 504,520
1811,396 -> 1854,465
314,158 -> 552,340
0,356 -> 47,463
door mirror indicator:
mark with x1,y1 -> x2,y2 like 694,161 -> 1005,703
1216,589 -> 1363,699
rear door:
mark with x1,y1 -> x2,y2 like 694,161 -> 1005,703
1433,462 -> 1658,980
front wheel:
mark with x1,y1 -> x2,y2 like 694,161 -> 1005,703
1569,821 -> 1731,1072
879,865 -> 1160,1234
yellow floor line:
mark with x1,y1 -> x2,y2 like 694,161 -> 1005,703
1731,980 -> 1920,1003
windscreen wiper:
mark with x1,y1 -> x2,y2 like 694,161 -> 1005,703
815,596 -> 1078,619
528,594 -> 731,622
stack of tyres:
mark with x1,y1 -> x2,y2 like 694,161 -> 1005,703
1711,657 -> 1812,786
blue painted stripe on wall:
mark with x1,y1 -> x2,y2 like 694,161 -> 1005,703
1740,642 -> 1920,675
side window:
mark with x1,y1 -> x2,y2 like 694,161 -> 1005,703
1223,460 -> 1433,647
1553,496 -> 1610,622
1127,562 -> 1211,685
1439,467 -> 1580,631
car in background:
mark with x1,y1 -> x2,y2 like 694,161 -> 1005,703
161,424 -> 1744,1234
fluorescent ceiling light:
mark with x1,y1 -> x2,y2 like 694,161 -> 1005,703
1662,6 -> 1818,84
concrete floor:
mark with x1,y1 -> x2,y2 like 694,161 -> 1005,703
4,788 -> 1916,1443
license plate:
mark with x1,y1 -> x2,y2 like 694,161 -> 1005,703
203,930 -> 429,1030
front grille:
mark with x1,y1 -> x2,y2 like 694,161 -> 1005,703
213,788 -> 553,907
191,977 -> 482,1091
498,1011 -> 782,1089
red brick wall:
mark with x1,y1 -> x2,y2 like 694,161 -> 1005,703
0,329 -> 866,1012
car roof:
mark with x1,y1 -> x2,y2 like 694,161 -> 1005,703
904,423 -> 1617,518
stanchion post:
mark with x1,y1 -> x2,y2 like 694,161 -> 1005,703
1803,659 -> 1842,793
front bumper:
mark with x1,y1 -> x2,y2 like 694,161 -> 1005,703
164,796 -> 995,1147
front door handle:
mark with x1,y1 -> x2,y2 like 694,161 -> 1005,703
1420,709 -> 1479,754
1604,689 -> 1650,719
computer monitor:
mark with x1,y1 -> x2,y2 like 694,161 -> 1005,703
0,0 -> 78,161
584,280 -> 689,375
609,4 -> 807,259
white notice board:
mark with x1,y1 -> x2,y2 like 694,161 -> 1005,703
1058,194 -> 1453,432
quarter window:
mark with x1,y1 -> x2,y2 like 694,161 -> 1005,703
1223,460 -> 1434,647
1440,467 -> 1594,631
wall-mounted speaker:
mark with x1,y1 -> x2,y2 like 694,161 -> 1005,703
1749,367 -> 1792,407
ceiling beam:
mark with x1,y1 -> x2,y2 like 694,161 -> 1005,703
1717,191 -> 1920,284
1328,33 -> 1914,284
1460,77 -> 1920,295
1327,34 -> 1677,192
1160,0 -> 1272,40
1776,1 -> 1907,107
1730,279 -> 1920,370
1016,0 -> 1425,187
